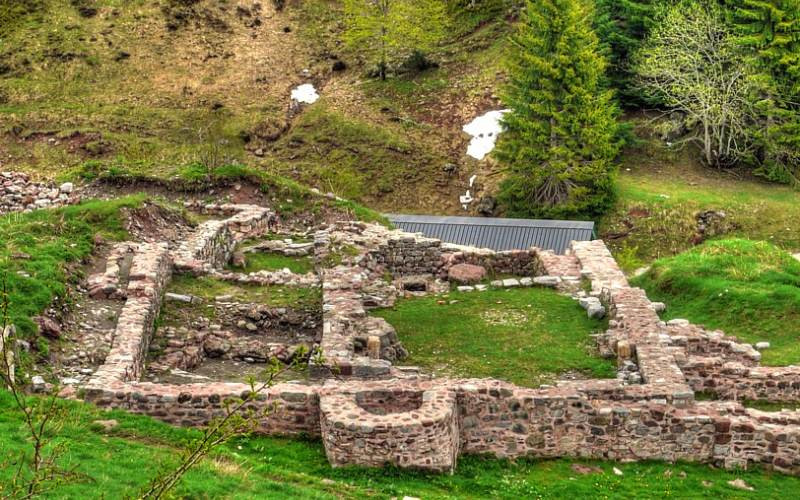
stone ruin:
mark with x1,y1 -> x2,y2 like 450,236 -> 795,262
0,171 -> 80,215
33,199 -> 799,476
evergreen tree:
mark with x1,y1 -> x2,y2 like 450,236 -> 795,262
495,0 -> 621,219
594,0 -> 662,103
725,0 -> 800,184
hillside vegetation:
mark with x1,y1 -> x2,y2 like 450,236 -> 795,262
633,239 -> 800,366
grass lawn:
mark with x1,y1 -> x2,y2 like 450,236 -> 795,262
228,252 -> 314,275
371,287 -> 615,386
167,274 -> 320,309
2,390 -> 798,499
632,239 -> 800,366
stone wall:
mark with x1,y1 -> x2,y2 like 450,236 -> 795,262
77,212 -> 800,476
1,171 -> 80,215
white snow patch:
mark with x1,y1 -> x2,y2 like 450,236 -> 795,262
463,109 -> 509,160
291,83 -> 320,104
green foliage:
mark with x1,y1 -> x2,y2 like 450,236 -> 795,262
633,1 -> 763,168
725,0 -> 800,185
594,0 -> 663,102
632,239 -> 800,365
372,287 -> 614,386
342,0 -> 448,79
0,196 -> 144,340
4,390 -> 800,498
495,0 -> 621,219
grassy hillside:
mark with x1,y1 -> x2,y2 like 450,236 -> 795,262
2,390 -> 798,499
632,239 -> 800,366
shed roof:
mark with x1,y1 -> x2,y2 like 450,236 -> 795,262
386,214 -> 594,254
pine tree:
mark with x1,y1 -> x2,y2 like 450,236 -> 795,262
725,0 -> 800,184
594,0 -> 662,103
495,0 -> 621,219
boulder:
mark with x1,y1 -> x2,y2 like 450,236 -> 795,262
448,264 -> 486,285
36,316 -> 62,339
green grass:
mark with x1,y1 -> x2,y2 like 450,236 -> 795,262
228,253 -> 314,275
601,137 -> 800,268
372,288 -> 615,386
632,239 -> 800,366
167,274 -> 320,309
2,390 -> 799,499
0,196 -> 146,341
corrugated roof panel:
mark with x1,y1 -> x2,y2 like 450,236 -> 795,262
387,214 -> 594,255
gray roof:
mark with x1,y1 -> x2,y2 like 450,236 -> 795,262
386,214 -> 594,254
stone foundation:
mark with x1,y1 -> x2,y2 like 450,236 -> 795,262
76,209 -> 800,475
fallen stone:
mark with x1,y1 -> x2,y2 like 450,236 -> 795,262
59,182 -> 74,194
755,341 -> 770,350
165,293 -> 195,303
490,280 -> 503,288
533,276 -> 560,287
448,263 -> 487,284
31,375 -> 46,393
727,479 -> 753,491
612,467 -> 623,476
651,302 -> 666,313
93,419 -> 119,432
502,278 -> 520,288
519,277 -> 533,287
457,286 -> 475,292
571,463 -> 602,475
36,316 -> 62,339
587,304 -> 606,319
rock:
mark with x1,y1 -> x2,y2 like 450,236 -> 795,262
232,250 -> 247,268
59,182 -> 74,194
651,302 -> 666,313
165,293 -> 195,303
476,196 -> 497,216
31,375 -> 46,393
571,463 -> 602,475
727,479 -> 753,491
490,280 -> 503,287
533,276 -> 560,287
612,467 -> 623,476
587,304 -> 605,319
475,284 -> 488,291
204,337 -> 231,358
519,277 -> 533,287
457,286 -> 475,292
93,419 -> 119,431
332,60 -> 347,72
755,341 -> 770,350
448,264 -> 486,284
60,377 -> 80,386
502,278 -> 520,288
36,316 -> 62,339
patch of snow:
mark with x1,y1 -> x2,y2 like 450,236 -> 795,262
469,174 -> 477,187
463,109 -> 510,160
291,83 -> 320,104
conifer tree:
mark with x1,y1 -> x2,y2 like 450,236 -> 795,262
594,0 -> 662,102
725,0 -> 800,184
495,0 -> 621,219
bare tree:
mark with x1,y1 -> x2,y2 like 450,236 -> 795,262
633,1 -> 762,168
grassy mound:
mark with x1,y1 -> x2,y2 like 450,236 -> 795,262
632,239 -> 800,365
372,287 -> 615,386
0,196 -> 146,344
2,390 -> 798,498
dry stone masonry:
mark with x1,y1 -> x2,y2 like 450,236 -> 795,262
68,206 -> 800,476
0,171 -> 80,215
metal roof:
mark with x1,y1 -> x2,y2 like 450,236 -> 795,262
386,214 -> 594,254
